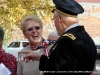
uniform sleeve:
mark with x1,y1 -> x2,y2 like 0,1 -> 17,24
39,55 -> 48,71
54,37 -> 78,71
17,54 -> 23,75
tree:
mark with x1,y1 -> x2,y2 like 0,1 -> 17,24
0,0 -> 54,43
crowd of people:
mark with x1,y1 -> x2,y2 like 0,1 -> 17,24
0,0 -> 97,75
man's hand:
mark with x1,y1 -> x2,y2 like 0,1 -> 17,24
18,50 -> 41,63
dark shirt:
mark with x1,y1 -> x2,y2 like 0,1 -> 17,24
0,48 -> 17,75
39,26 -> 97,75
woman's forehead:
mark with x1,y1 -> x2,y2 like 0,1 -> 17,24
25,20 -> 39,25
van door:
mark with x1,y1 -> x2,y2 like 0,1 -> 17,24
7,42 -> 22,59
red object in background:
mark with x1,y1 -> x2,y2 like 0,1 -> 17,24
0,48 -> 17,75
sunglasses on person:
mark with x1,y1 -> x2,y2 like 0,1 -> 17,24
27,26 -> 41,31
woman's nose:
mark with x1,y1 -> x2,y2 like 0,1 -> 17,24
32,28 -> 37,32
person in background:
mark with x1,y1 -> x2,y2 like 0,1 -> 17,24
17,15 -> 54,75
18,0 -> 97,75
46,31 -> 60,49
0,26 -> 17,75
47,31 -> 60,41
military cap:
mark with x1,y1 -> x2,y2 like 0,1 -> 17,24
52,0 -> 84,17
0,26 -> 4,40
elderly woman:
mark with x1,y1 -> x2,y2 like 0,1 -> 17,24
17,15 -> 53,75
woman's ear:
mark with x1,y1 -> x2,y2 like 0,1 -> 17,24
23,31 -> 27,38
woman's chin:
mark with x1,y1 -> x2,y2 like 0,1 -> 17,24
33,41 -> 42,44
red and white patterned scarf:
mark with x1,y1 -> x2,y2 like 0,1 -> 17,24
30,38 -> 55,56
0,48 -> 17,75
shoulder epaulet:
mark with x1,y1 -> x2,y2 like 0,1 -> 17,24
62,33 -> 76,40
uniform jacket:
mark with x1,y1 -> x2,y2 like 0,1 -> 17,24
39,26 -> 97,75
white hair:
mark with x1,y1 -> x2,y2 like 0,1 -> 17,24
20,15 -> 43,32
47,31 -> 60,41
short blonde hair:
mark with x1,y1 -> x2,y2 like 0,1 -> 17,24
20,15 -> 43,32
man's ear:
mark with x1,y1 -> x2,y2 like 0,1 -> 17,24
57,15 -> 61,23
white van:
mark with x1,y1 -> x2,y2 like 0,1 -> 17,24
95,43 -> 100,53
7,40 -> 29,59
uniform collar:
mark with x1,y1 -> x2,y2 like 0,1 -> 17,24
65,23 -> 79,32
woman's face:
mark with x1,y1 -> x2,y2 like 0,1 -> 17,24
23,20 -> 43,45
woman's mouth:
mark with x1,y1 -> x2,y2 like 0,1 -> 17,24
32,35 -> 38,38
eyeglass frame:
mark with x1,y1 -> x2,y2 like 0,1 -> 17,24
25,26 -> 41,32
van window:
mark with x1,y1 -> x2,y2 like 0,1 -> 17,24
96,44 -> 100,49
8,42 -> 20,48
97,45 -> 100,49
22,42 -> 29,47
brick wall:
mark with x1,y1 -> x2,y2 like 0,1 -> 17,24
78,3 -> 100,43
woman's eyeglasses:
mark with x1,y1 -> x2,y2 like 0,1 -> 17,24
27,26 -> 41,31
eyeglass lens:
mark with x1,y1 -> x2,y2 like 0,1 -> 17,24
27,26 -> 40,31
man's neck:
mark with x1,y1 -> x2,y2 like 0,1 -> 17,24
65,23 -> 79,32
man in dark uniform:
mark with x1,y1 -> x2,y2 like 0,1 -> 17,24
19,0 -> 97,75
